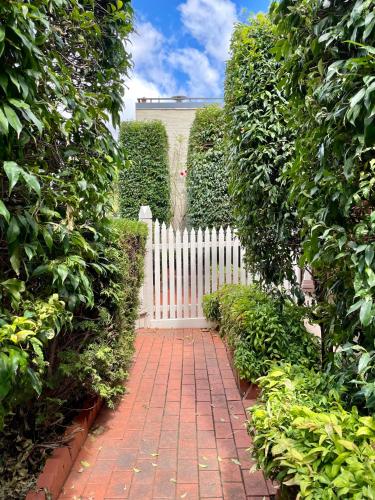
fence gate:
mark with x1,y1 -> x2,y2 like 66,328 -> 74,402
137,206 -> 312,329
137,206 -> 254,328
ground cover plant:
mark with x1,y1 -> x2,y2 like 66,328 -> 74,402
249,364 -> 375,499
203,284 -> 319,382
0,1 -> 145,497
119,120 -> 171,222
186,105 -> 232,228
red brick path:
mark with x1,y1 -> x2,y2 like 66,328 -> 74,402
59,329 -> 274,499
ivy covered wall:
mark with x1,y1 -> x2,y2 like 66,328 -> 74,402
186,105 -> 232,229
119,120 -> 171,223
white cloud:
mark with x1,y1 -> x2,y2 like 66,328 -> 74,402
120,3 -> 233,126
130,21 -> 164,67
179,0 -> 237,62
168,48 -> 221,96
121,75 -> 162,122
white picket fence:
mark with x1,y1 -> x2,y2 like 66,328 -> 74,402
137,206 -> 312,329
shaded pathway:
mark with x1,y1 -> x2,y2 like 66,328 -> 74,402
59,329 -> 275,499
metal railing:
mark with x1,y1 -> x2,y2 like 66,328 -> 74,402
137,96 -> 223,104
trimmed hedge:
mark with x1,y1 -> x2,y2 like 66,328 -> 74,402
186,105 -> 232,229
249,364 -> 375,498
119,121 -> 171,222
203,284 -> 319,382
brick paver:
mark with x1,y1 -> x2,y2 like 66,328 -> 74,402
59,329 -> 275,499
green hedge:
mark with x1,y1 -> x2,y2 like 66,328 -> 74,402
186,105 -> 232,228
0,219 -> 146,498
225,15 -> 298,287
119,121 -> 171,222
203,284 -> 319,382
249,364 -> 375,498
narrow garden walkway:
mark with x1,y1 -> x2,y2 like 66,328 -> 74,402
59,329 -> 275,499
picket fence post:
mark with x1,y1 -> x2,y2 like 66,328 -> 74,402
138,205 -> 153,327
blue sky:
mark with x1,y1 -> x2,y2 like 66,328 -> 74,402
122,0 -> 271,119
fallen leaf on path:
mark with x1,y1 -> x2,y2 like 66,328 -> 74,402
91,425 -> 105,436
133,468 -> 141,473
170,478 -> 177,483
199,463 -> 208,468
231,458 -> 241,466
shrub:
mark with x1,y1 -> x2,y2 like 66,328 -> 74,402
57,219 -> 147,404
119,121 -> 171,222
329,343 -> 375,416
225,15 -> 298,287
0,219 -> 146,498
203,285 -> 319,381
249,364 -> 375,498
0,295 -> 71,429
186,105 -> 232,228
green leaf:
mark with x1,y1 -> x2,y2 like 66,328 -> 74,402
8,98 -> 30,110
0,26 -> 5,43
21,171 -> 41,196
42,227 -> 53,250
7,216 -> 20,244
0,200 -> 10,222
3,161 -> 21,194
57,264 -> 69,284
358,352 -> 371,374
10,247 -> 21,275
347,300 -> 363,315
3,104 -> 22,136
365,246 -> 374,267
32,264 -> 50,277
360,299 -> 373,327
0,107 -> 8,134
23,108 -> 43,133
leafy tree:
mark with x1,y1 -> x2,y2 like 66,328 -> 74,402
119,120 -> 171,222
186,105 -> 232,228
271,0 -> 375,356
225,15 -> 298,288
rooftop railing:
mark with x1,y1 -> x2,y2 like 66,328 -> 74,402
137,96 -> 223,103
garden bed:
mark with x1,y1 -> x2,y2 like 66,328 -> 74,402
223,339 -> 261,401
26,398 -> 102,500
